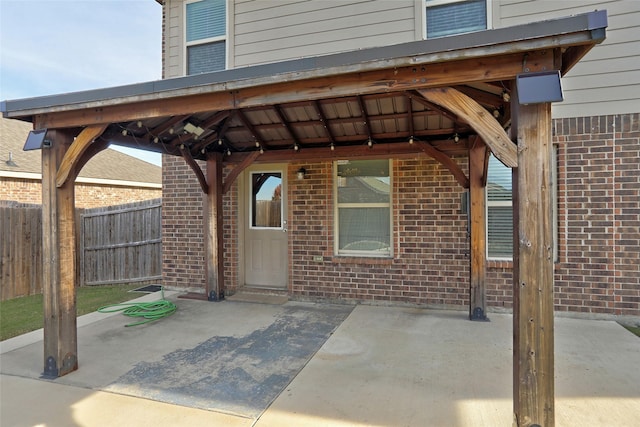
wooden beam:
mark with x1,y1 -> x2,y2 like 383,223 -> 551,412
35,52 -> 553,129
226,141 -> 440,164
55,124 -> 107,187
512,94 -> 555,426
205,152 -> 225,301
223,150 -> 260,194
418,141 -> 469,188
42,130 -> 78,378
180,145 -> 209,194
416,87 -> 517,168
468,137 -> 488,321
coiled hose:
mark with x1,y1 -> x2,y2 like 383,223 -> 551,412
98,287 -> 177,327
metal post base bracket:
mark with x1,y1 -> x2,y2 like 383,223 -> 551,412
470,307 -> 490,322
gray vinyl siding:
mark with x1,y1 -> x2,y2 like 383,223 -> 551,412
233,0 -> 416,67
495,0 -> 640,118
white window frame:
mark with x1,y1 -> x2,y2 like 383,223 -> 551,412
423,0 -> 492,40
184,0 -> 229,75
334,160 -> 393,258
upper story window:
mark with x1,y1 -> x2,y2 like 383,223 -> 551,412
425,0 -> 488,39
186,0 -> 226,74
335,160 -> 392,257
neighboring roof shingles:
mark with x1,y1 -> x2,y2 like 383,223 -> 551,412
0,117 -> 161,185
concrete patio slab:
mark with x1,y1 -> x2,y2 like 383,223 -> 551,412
1,294 -> 639,427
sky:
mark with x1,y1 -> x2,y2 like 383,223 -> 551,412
0,0 -> 163,166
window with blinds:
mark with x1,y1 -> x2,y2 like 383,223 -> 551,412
335,160 -> 392,257
186,0 -> 226,74
426,0 -> 487,39
486,150 -> 558,261
487,154 -> 513,259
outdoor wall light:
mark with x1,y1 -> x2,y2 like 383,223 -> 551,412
5,152 -> 17,167
516,70 -> 564,104
297,167 -> 307,180
23,128 -> 50,151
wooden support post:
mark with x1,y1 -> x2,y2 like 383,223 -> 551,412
41,130 -> 78,378
512,97 -> 555,426
468,138 -> 488,321
205,152 -> 225,301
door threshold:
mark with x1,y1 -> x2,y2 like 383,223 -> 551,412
227,287 -> 289,305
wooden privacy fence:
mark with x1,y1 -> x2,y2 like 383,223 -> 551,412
0,199 -> 162,301
0,201 -> 43,300
255,200 -> 282,227
80,199 -> 162,286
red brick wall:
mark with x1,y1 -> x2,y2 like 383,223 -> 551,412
162,156 -> 206,289
0,177 -> 161,208
288,158 -> 469,307
161,112 -> 639,317
487,113 -> 640,317
161,156 -> 239,293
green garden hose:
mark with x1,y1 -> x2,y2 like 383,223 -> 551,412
98,288 -> 177,327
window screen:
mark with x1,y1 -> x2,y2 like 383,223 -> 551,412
426,0 -> 487,39
186,0 -> 226,42
188,41 -> 226,74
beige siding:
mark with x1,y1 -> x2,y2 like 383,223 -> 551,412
495,0 -> 640,117
166,1 -> 184,78
161,1 -> 638,117
234,0 -> 416,66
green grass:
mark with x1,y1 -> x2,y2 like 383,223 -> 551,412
0,284 -> 141,341
621,324 -> 640,338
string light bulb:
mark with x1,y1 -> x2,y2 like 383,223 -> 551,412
409,136 -> 414,144
330,143 -> 335,151
121,129 -> 128,136
453,133 -> 460,143
218,139 -> 223,146
153,137 -> 159,143
367,137 -> 373,147
294,144 -> 299,151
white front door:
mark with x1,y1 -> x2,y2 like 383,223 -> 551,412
244,165 -> 288,289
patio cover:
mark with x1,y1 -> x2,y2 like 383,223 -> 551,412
1,10 -> 607,427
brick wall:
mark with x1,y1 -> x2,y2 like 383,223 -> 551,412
487,112 -> 640,317
162,156 -> 207,289
0,177 -> 161,208
161,155 -> 239,293
161,112 -> 639,317
288,158 -> 469,307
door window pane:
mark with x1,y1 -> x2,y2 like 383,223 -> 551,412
251,172 -> 282,228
